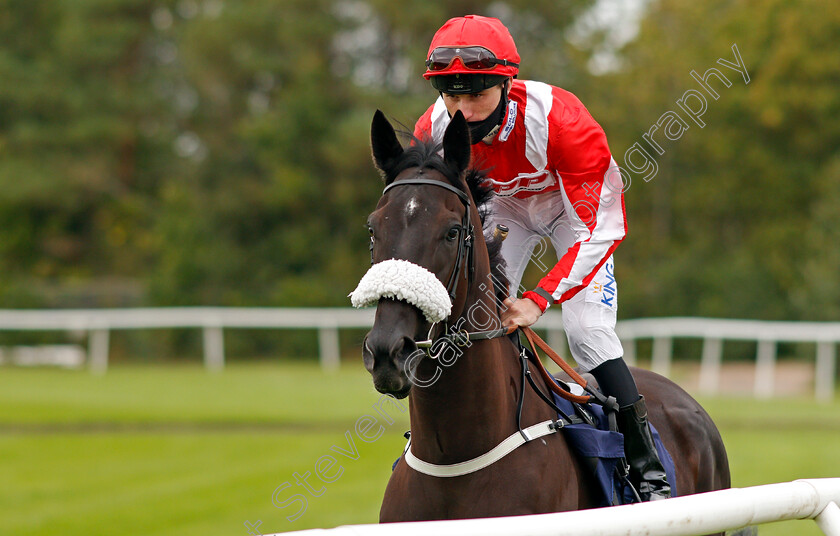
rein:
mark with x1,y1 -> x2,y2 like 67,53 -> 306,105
414,325 -> 516,349
403,325 -> 620,478
415,324 -> 612,407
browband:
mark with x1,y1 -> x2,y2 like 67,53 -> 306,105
383,177 -> 470,206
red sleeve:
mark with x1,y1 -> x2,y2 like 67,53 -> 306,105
413,106 -> 435,142
526,89 -> 627,311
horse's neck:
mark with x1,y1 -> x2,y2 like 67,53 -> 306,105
407,285 -> 523,463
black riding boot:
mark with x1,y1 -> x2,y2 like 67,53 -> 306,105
617,396 -> 672,501
590,359 -> 671,502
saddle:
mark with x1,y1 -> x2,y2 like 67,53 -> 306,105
516,328 -> 677,506
546,376 -> 677,506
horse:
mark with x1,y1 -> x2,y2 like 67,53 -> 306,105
352,109 -> 730,526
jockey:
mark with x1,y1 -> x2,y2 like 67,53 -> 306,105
414,15 -> 671,502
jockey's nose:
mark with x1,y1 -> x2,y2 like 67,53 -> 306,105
456,101 -> 475,121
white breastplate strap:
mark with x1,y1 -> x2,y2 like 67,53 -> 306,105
403,420 -> 559,478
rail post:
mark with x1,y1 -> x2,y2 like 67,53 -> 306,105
816,500 -> 840,535
622,336 -> 636,367
203,322 -> 225,371
318,324 -> 340,372
698,337 -> 723,394
754,339 -> 777,398
815,342 -> 836,402
651,336 -> 672,377
89,327 -> 110,374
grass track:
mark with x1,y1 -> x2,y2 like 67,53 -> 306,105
1,363 -> 837,535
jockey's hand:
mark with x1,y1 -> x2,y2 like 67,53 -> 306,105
501,297 -> 543,328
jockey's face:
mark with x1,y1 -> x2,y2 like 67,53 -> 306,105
441,83 -> 504,122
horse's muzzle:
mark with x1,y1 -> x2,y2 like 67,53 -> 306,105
362,332 -> 418,398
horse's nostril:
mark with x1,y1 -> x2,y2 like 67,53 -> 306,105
401,336 -> 418,355
390,336 -> 420,360
364,334 -> 417,365
389,337 -> 405,357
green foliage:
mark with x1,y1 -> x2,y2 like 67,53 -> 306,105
578,0 -> 840,320
0,1 -> 837,341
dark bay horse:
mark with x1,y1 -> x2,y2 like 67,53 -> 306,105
354,109 -> 730,525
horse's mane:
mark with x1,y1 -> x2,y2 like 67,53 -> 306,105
378,135 -> 509,302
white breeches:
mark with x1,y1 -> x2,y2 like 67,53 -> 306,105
488,191 -> 624,371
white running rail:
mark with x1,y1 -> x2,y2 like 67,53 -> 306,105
0,309 -> 837,400
270,479 -> 840,536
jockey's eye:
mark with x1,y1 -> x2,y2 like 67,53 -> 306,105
446,226 -> 460,241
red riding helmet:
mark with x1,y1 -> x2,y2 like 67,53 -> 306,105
423,15 -> 520,81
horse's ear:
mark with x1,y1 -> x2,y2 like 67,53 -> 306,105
442,110 -> 471,176
371,110 -> 403,177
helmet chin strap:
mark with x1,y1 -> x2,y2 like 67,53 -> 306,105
467,83 -> 508,144
441,81 -> 509,145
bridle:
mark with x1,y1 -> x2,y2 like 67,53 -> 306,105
370,175 -> 613,410
372,175 -> 495,359
366,176 -> 627,481
377,177 -> 475,302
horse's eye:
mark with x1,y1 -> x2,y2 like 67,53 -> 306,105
367,225 -> 374,237
446,227 -> 460,241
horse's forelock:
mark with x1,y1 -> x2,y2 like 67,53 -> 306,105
382,134 -> 508,301
382,135 -> 457,185
387,136 -> 491,205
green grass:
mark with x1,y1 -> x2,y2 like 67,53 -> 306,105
697,397 -> 840,536
0,362 -> 837,536
0,362 -> 388,425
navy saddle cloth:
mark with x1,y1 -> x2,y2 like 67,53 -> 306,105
551,387 -> 678,506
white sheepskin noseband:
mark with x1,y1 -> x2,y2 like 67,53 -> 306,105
349,259 -> 451,323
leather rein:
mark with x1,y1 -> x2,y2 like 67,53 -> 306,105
401,326 -> 620,478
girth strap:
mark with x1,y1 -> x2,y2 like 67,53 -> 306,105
401,327 -> 608,479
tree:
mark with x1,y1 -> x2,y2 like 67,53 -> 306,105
579,0 -> 840,320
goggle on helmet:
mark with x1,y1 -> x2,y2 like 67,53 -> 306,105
423,15 -> 520,94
